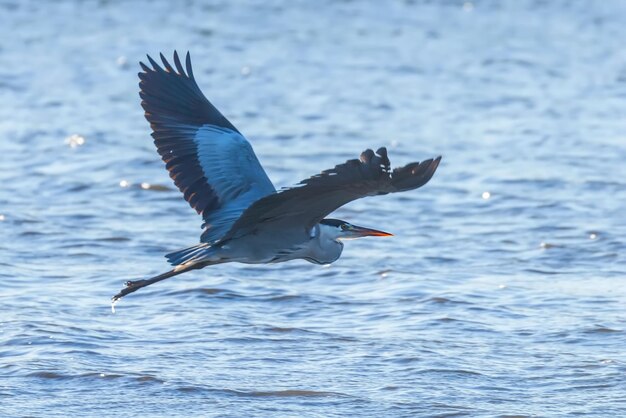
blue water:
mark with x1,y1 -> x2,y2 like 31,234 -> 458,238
2,1 -> 626,416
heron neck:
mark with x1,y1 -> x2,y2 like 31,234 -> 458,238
313,224 -> 344,264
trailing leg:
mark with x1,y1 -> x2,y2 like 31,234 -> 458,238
111,263 -> 203,303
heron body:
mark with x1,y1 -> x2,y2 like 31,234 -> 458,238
112,51 -> 441,304
169,220 -> 349,267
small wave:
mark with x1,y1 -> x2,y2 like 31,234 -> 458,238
176,386 -> 205,393
524,268 -> 563,275
166,288 -> 243,299
424,256 -> 459,264
173,387 -> 349,398
264,326 -> 311,334
418,368 -> 484,377
241,389 -> 349,398
25,371 -> 122,380
583,326 -> 622,334
26,371 -> 69,380
66,184 -> 91,192
96,236 -> 131,242
265,294 -> 304,302
422,296 -> 471,305
134,375 -> 165,384
26,371 -> 167,385
80,372 -> 124,380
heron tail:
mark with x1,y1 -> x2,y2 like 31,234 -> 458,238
165,243 -> 213,266
111,262 -> 202,304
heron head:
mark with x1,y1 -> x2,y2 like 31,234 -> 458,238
319,218 -> 393,241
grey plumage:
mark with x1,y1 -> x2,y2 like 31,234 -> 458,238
112,51 -> 441,304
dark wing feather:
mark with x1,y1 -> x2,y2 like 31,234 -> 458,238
140,52 -> 237,131
139,51 -> 275,243
221,147 -> 441,241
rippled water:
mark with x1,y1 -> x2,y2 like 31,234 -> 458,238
2,1 -> 626,416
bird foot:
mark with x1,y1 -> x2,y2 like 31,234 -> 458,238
112,281 -> 142,305
112,279 -> 153,306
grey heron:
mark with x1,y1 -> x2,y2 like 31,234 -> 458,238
112,51 -> 441,304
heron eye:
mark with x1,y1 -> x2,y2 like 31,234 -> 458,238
341,224 -> 349,230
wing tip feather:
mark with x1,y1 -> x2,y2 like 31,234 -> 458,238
160,52 -> 174,72
173,51 -> 186,75
146,54 -> 162,72
185,51 -> 194,79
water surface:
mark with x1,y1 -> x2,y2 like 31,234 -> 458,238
1,1 -> 626,416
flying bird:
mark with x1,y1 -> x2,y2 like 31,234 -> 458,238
112,51 -> 441,304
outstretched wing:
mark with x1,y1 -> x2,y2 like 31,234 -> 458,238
221,147 -> 441,241
139,51 -> 276,243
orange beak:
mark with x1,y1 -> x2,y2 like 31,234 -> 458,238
351,225 -> 394,237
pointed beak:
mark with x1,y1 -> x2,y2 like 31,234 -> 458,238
351,225 -> 394,237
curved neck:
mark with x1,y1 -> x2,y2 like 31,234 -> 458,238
309,223 -> 343,264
